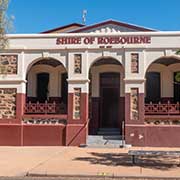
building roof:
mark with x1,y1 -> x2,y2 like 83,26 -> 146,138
41,19 -> 156,34
41,23 -> 85,33
69,19 -> 156,33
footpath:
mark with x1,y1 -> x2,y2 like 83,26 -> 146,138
0,146 -> 180,179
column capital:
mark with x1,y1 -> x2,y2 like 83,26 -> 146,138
67,79 -> 90,83
124,78 -> 145,83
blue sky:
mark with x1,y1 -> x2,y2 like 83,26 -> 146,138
7,0 -> 180,33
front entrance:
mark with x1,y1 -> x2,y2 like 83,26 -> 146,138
100,73 -> 120,128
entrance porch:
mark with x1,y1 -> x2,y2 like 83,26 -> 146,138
24,58 -> 68,124
144,56 -> 180,124
88,57 -> 125,146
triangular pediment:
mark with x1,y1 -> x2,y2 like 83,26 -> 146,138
42,20 -> 156,34
70,20 -> 156,33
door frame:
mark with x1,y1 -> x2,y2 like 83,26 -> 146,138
99,72 -> 120,128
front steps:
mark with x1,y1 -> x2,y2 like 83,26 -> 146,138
97,128 -> 121,135
87,128 -> 131,148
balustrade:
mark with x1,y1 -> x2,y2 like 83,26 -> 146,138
145,101 -> 180,115
25,101 -> 66,114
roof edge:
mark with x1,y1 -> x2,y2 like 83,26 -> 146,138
41,23 -> 85,34
69,19 -> 157,33
6,31 -> 180,38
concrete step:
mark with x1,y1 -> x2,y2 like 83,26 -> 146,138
87,135 -> 131,148
88,135 -> 122,142
98,128 -> 120,132
97,131 -> 120,135
87,135 -> 129,148
97,128 -> 121,135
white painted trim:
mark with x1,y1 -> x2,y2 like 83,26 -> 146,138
5,31 -> 180,38
67,79 -> 90,83
124,79 -> 145,83
0,79 -> 27,83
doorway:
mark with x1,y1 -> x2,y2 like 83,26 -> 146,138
37,73 -> 49,102
100,72 -> 120,128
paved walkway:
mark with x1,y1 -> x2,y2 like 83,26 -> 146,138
0,147 -> 180,178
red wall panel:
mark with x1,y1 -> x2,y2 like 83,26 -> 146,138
126,124 -> 180,147
23,125 -> 65,146
146,125 -> 180,147
0,125 -> 21,146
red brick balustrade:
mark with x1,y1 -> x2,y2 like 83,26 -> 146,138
145,101 -> 180,115
25,101 -> 66,114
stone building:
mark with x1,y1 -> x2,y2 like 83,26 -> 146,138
0,20 -> 180,147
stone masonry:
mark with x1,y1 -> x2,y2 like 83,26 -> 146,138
0,55 -> 18,74
130,88 -> 139,120
0,88 -> 16,119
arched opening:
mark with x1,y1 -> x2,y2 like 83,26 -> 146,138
145,56 -> 180,116
25,58 -> 68,115
88,57 -> 125,135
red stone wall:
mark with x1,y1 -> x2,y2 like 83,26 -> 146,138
0,125 -> 21,146
66,124 -> 87,146
23,125 -> 65,146
126,124 -> 180,147
0,88 -> 16,119
130,88 -> 139,120
68,93 -> 88,124
66,92 -> 88,146
0,55 -> 17,74
0,124 -> 66,146
125,93 -> 144,124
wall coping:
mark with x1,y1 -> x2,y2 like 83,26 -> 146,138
124,78 -> 145,83
67,79 -> 90,83
5,31 -> 180,38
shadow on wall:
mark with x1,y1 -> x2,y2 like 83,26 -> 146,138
73,152 -> 179,170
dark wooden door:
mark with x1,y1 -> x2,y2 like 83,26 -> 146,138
100,73 -> 120,128
37,73 -> 49,102
146,72 -> 160,103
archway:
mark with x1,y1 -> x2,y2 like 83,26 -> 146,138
145,56 -> 180,103
145,56 -> 180,117
88,57 -> 125,135
25,58 -> 68,114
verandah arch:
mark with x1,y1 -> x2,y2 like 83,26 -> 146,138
25,57 -> 68,115
145,56 -> 180,103
144,55 -> 180,118
88,56 -> 125,135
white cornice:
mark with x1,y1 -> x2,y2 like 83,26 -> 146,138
5,31 -> 180,38
67,79 -> 90,83
124,78 -> 145,83
0,79 -> 27,84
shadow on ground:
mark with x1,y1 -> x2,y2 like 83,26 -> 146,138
73,152 -> 180,170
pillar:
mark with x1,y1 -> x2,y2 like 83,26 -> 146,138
16,82 -> 26,123
66,80 -> 89,146
124,80 -> 146,146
